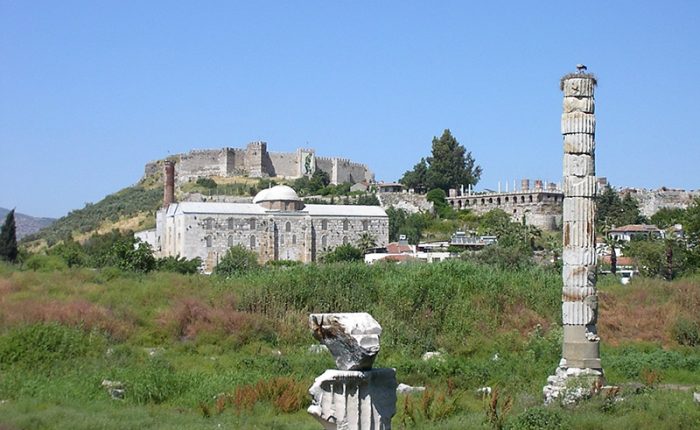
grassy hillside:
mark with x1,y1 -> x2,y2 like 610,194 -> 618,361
0,262 -> 698,429
22,185 -> 163,246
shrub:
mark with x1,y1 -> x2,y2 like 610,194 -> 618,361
196,177 -> 217,189
321,244 -> 363,263
0,323 -> 105,369
214,245 -> 259,276
24,254 -> 68,272
508,407 -> 563,430
126,356 -> 183,404
156,255 -> 202,274
230,377 -> 309,414
672,317 -> 700,347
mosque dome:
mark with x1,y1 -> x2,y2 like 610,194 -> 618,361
253,185 -> 303,209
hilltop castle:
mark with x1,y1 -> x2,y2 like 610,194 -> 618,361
144,142 -> 374,185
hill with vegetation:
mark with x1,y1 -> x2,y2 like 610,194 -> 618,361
0,260 -> 698,429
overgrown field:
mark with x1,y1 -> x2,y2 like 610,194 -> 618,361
0,262 -> 698,429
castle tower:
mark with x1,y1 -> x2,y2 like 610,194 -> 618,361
544,67 -> 603,404
163,161 -> 175,207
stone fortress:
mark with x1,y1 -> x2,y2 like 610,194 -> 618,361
144,141 -> 374,185
446,179 -> 567,231
445,178 -> 700,231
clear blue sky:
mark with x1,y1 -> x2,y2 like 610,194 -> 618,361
2,1 -> 699,218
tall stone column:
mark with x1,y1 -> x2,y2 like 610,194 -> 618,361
544,67 -> 604,404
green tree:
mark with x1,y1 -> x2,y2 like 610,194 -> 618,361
426,188 -> 453,219
400,158 -> 429,193
321,244 -> 364,263
356,233 -> 377,254
214,245 -> 259,276
49,236 -> 87,267
650,207 -> 686,229
425,129 -> 482,192
0,209 -> 18,263
109,239 -> 156,273
596,185 -> 645,229
602,234 -> 625,275
156,255 -> 202,274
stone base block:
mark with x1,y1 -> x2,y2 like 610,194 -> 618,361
308,368 -> 397,430
563,326 -> 600,366
543,361 -> 604,405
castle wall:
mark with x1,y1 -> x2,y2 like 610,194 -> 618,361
177,149 -> 227,182
143,143 -> 373,185
315,156 -> 334,179
622,188 -> 700,218
268,152 -> 299,177
447,190 -> 563,231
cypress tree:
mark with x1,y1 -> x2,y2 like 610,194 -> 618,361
0,209 -> 18,263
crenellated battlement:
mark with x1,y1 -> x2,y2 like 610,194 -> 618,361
143,142 -> 374,185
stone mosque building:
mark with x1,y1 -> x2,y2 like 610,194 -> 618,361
144,162 -> 388,272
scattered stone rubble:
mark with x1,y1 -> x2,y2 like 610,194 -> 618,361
308,313 -> 397,429
101,379 -> 125,400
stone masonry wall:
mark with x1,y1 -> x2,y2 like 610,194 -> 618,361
622,188 -> 700,218
447,190 -> 563,231
161,209 -> 388,271
143,143 -> 373,185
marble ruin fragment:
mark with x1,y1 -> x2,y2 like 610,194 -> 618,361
544,67 -> 605,405
308,313 -> 397,429
310,313 -> 382,371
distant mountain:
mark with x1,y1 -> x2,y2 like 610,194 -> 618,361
0,208 -> 56,240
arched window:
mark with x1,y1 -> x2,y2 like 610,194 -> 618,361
343,219 -> 349,231
292,235 -> 297,245
205,235 -> 212,248
321,235 -> 327,248
321,219 -> 328,230
204,218 -> 214,230
505,196 -> 509,203
342,236 -> 349,245
496,197 -> 501,205
521,196 -> 525,203
228,235 -> 234,247
227,218 -> 234,229
488,198 -> 493,204
285,221 -> 291,232
280,234 -> 284,245
249,219 -> 256,230
529,195 -> 533,202
250,235 -> 256,249
362,220 -> 369,231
